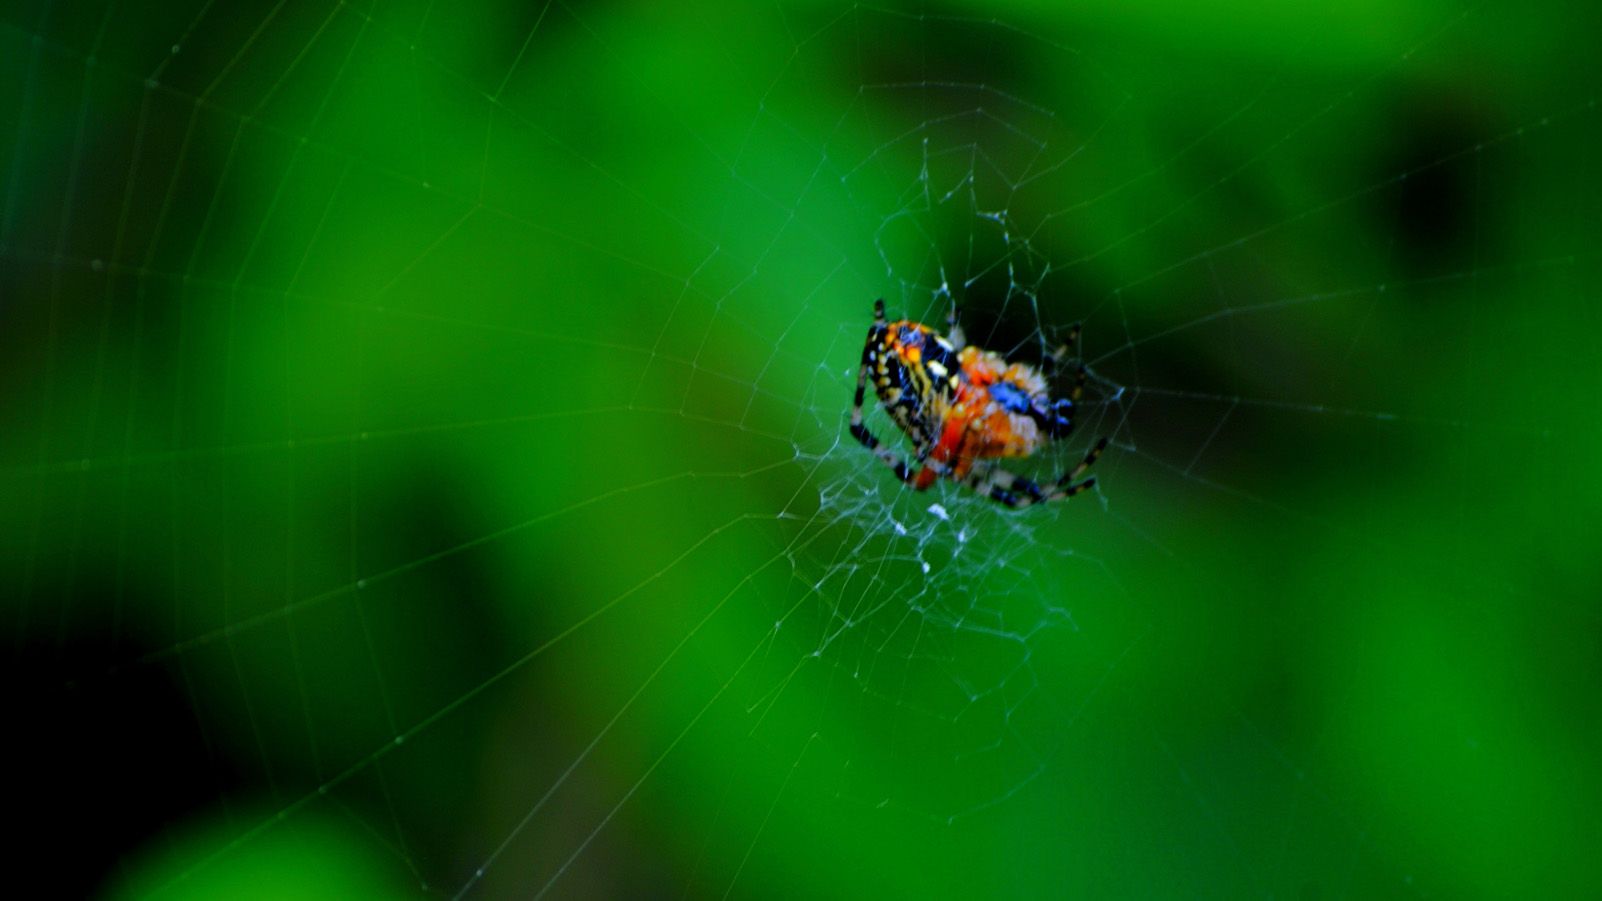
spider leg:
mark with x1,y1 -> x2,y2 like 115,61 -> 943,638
965,463 -> 1047,508
968,436 -> 1110,508
1046,323 -> 1089,401
1069,364 -> 1089,403
1045,323 -> 1080,372
850,360 -> 918,484
946,301 -> 966,350
1055,436 -> 1108,489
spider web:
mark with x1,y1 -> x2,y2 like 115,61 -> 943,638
3,1 -> 1600,898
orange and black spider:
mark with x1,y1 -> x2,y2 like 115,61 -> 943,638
849,298 -> 1108,508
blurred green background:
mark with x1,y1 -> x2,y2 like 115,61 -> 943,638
3,0 -> 1600,898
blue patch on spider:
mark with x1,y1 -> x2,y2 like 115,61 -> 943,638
988,380 -> 1035,414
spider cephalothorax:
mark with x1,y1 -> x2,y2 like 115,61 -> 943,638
850,298 -> 1107,507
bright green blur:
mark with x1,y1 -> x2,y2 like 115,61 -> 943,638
2,1 -> 1598,898
108,810 -> 407,901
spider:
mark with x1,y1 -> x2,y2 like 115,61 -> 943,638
849,298 -> 1108,508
